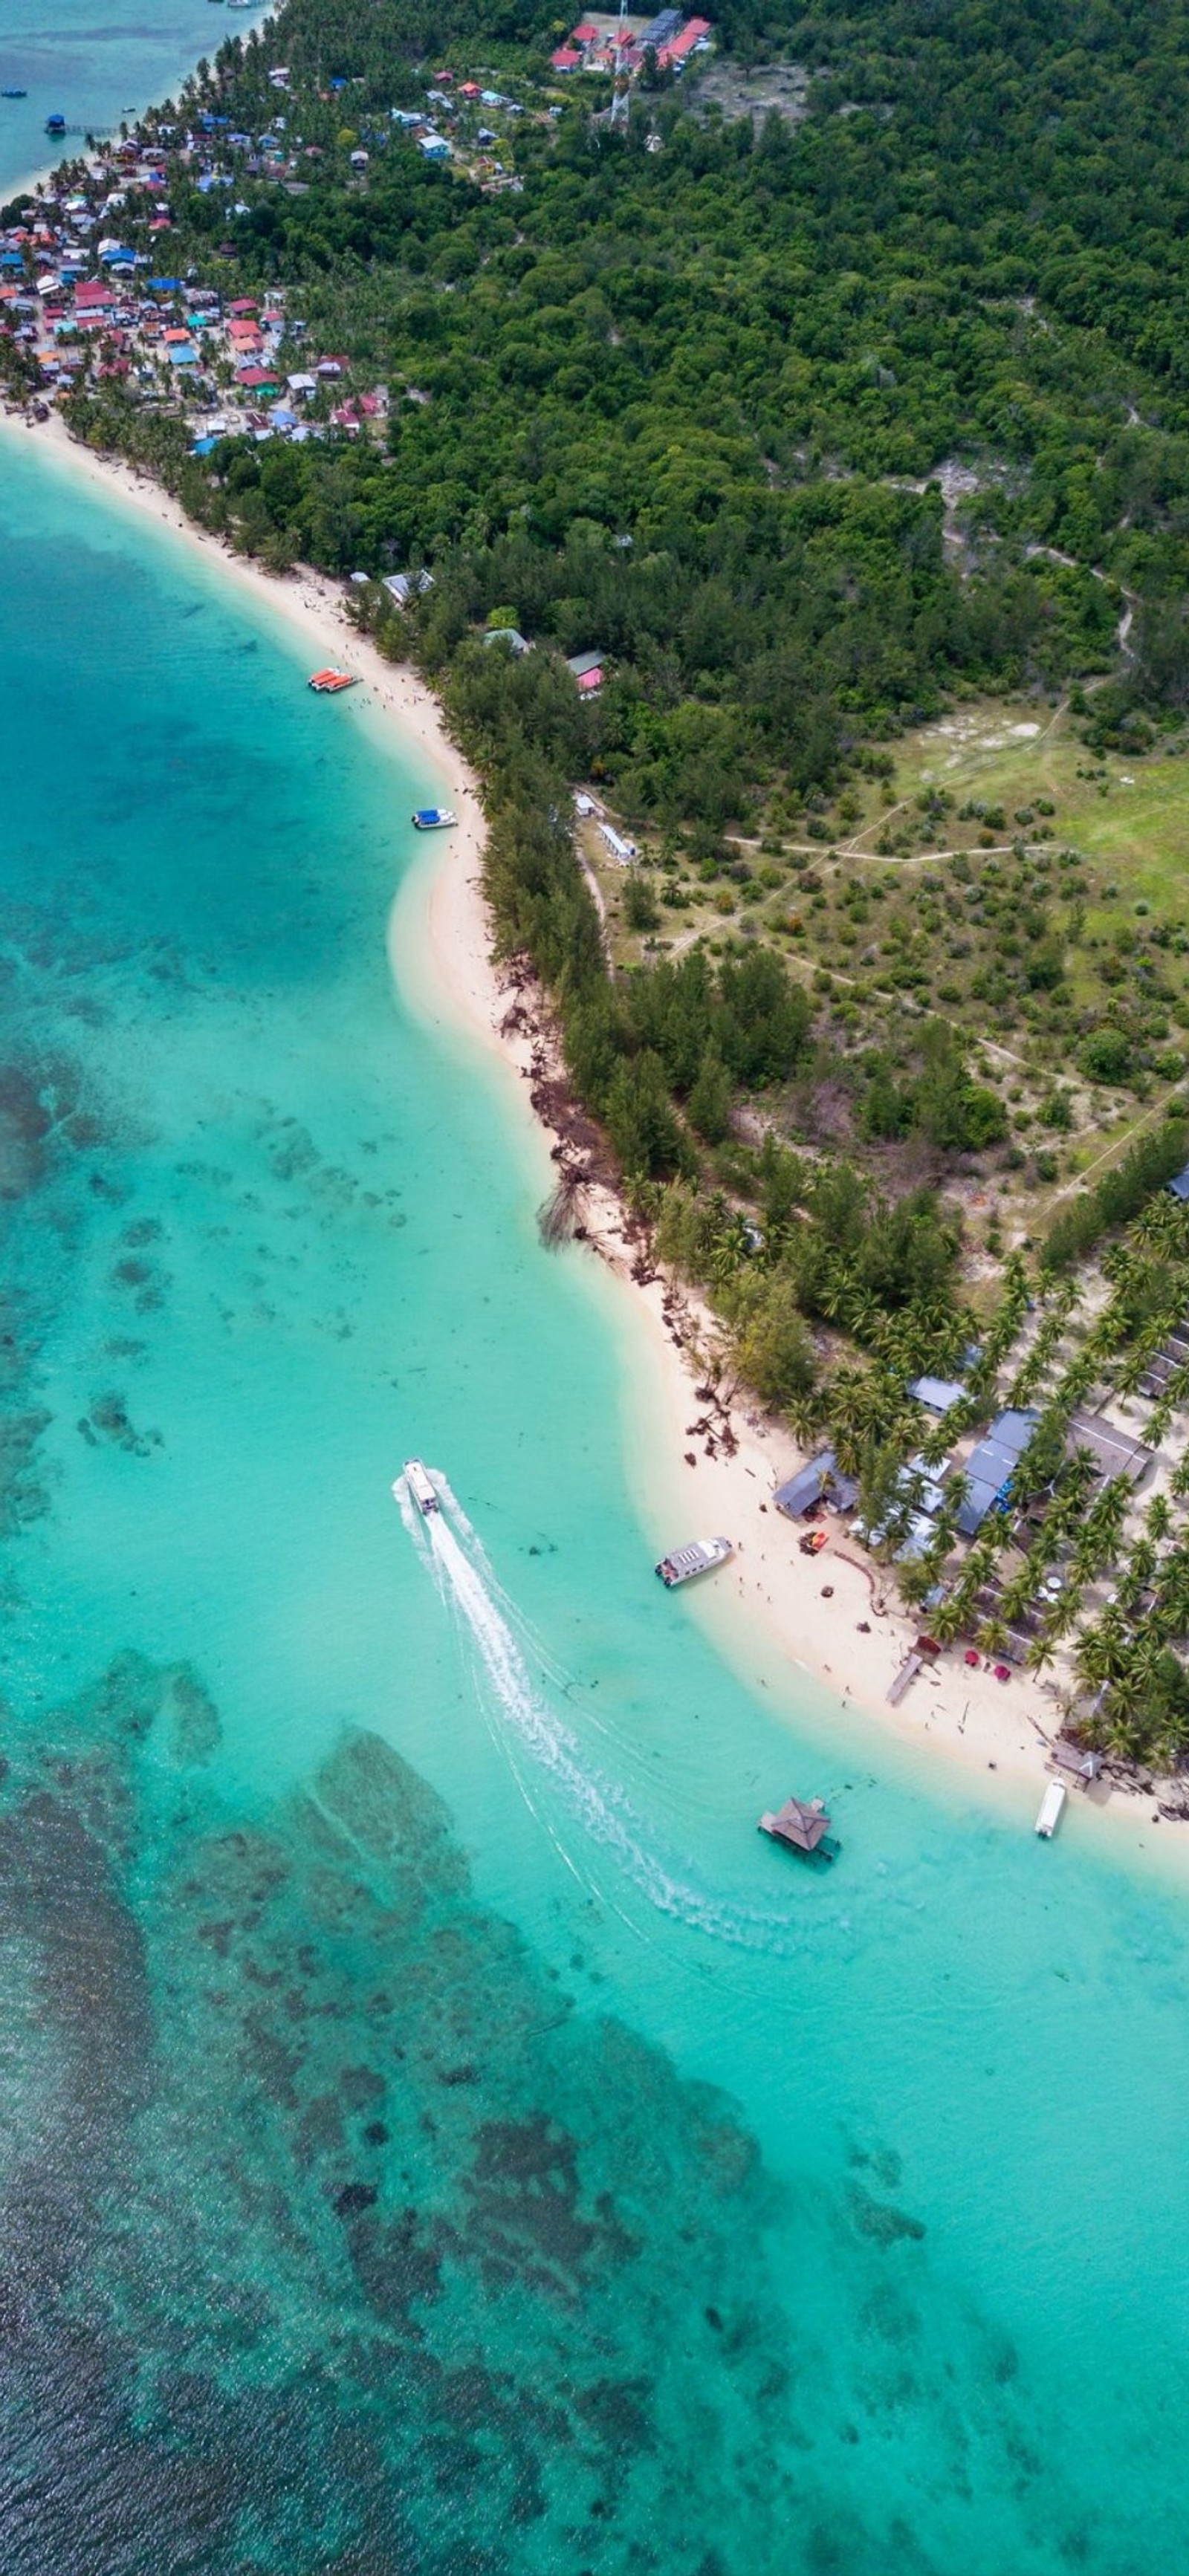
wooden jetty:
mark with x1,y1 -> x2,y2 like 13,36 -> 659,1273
887,1651 -> 921,1706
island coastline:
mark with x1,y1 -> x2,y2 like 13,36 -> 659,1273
10,399 -> 1182,1858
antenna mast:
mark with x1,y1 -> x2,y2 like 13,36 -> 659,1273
608,0 -> 630,129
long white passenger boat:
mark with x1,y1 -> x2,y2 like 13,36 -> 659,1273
655,1536 -> 733,1589
401,1459 -> 440,1517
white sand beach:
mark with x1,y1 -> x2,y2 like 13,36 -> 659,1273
8,402 -> 1182,1864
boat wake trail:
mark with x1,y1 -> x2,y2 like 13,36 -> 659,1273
394,1470 -> 795,1955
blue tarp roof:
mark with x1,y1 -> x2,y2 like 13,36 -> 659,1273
956,1409 -> 1038,1536
1169,1164 -> 1189,1201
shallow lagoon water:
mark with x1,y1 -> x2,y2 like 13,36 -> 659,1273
1,432 -> 1188,2572
0,0 -> 227,199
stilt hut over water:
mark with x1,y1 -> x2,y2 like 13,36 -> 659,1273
758,1797 -> 834,1857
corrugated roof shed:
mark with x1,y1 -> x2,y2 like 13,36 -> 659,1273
774,1461 -> 827,1518
909,1375 -> 965,1413
955,1409 -> 1038,1537
774,1449 -> 859,1519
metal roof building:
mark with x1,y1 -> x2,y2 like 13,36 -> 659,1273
908,1374 -> 966,1414
774,1450 -> 860,1519
955,1408 -> 1038,1538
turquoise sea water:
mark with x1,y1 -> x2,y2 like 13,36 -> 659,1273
0,0 -> 226,199
2,429 -> 1189,2573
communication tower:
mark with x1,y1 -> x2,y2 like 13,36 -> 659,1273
608,0 -> 632,129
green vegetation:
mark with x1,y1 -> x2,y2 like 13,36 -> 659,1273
59,0 -> 1189,1244
36,0 -> 1189,1768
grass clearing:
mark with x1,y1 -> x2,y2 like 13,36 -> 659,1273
578,695 -> 1189,1260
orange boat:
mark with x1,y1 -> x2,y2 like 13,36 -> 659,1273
308,668 -> 357,693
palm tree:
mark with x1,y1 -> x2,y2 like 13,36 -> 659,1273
932,1593 -> 966,1647
1124,1536 -> 1159,1594
1148,1395 -> 1176,1449
847,1289 -> 887,1350
1156,1560 -> 1189,1644
1115,1334 -> 1164,1403
786,1386 -> 826,1449
710,1214 -> 752,1288
825,1367 -> 906,1478
1052,1352 -> 1100,1412
1041,1589 -> 1082,1644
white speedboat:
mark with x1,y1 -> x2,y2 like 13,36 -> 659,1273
1035,1780 -> 1066,1838
401,1459 -> 439,1516
411,807 -> 456,831
655,1535 -> 733,1589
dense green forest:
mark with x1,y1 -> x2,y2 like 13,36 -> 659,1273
54,0 -> 1189,1287
37,0 -> 1189,1760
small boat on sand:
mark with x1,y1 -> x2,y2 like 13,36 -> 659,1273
411,807 -> 456,831
1035,1780 -> 1066,1839
655,1535 -> 733,1589
400,1459 -> 439,1517
759,1797 -> 837,1861
308,667 -> 356,692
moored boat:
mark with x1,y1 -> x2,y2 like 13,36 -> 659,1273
1035,1780 -> 1066,1838
400,1459 -> 439,1517
655,1535 -> 733,1589
308,667 -> 356,692
411,807 -> 457,831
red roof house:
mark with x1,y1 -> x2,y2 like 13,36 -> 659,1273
658,16 -> 712,63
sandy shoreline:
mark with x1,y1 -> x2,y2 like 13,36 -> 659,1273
0,407 -> 482,828
7,403 -> 1183,1869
